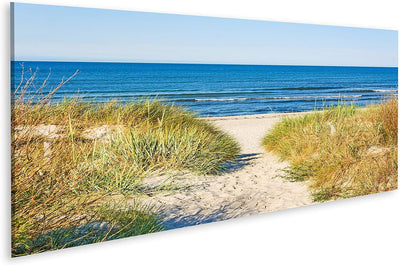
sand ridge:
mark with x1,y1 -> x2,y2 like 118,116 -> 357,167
138,114 -> 313,229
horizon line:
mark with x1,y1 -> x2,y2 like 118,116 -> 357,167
11,60 -> 399,68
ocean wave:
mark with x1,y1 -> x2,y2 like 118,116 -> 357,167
194,98 -> 250,102
373,89 -> 398,93
280,86 -> 344,90
193,95 -> 362,102
13,87 -> 397,98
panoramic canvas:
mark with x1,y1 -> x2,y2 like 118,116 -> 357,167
11,2 -> 398,256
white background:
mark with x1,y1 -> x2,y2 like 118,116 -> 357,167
1,1 -> 399,264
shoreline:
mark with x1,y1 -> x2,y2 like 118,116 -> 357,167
202,111 -> 315,121
202,103 -> 382,120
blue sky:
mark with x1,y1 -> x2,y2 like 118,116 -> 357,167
12,3 -> 398,66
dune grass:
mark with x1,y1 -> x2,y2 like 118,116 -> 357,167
15,202 -> 163,255
11,68 -> 240,256
263,99 -> 398,201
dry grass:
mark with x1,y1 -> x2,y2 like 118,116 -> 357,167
263,98 -> 398,201
11,68 -> 240,256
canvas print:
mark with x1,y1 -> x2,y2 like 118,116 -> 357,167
11,2 -> 398,257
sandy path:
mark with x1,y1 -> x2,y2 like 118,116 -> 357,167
138,113 -> 313,229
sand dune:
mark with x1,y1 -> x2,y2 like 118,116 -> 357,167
139,113 -> 313,229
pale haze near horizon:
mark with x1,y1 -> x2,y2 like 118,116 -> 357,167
12,3 -> 398,67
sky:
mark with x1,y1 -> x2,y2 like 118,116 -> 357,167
12,2 -> 398,67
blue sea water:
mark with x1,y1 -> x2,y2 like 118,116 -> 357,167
11,61 -> 398,117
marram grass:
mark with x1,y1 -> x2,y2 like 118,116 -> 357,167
11,69 -> 240,256
263,99 -> 398,201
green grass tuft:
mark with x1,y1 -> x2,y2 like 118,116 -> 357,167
263,99 -> 398,201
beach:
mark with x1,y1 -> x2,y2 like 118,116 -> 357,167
11,83 -> 397,255
11,62 -> 397,255
138,112 -> 313,229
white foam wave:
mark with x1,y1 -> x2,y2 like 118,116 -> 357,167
195,98 -> 250,101
373,89 -> 398,93
194,95 -> 362,102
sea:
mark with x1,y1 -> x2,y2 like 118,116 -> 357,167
11,61 -> 398,117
